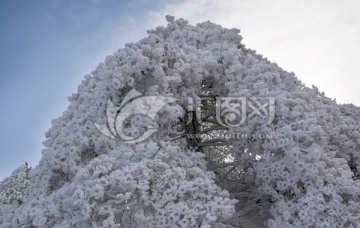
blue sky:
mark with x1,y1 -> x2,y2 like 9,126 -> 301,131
1,0 -> 360,180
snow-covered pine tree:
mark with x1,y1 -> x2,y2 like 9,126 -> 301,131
0,163 -> 31,224
1,16 -> 360,227
0,16 -> 238,228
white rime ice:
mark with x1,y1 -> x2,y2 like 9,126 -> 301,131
1,16 -> 360,227
0,164 -> 30,224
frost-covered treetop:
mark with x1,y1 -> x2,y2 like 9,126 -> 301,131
0,164 -> 30,225
0,164 -> 30,205
1,16 -> 360,227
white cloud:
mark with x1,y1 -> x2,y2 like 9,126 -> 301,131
146,0 -> 360,105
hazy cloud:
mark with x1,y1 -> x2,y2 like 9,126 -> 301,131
147,0 -> 360,104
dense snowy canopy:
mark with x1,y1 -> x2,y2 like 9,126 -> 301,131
1,16 -> 360,227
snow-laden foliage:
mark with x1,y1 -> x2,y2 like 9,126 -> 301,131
1,16 -> 360,227
222,51 -> 360,226
0,16 -> 238,227
0,164 -> 30,224
2,143 -> 234,227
